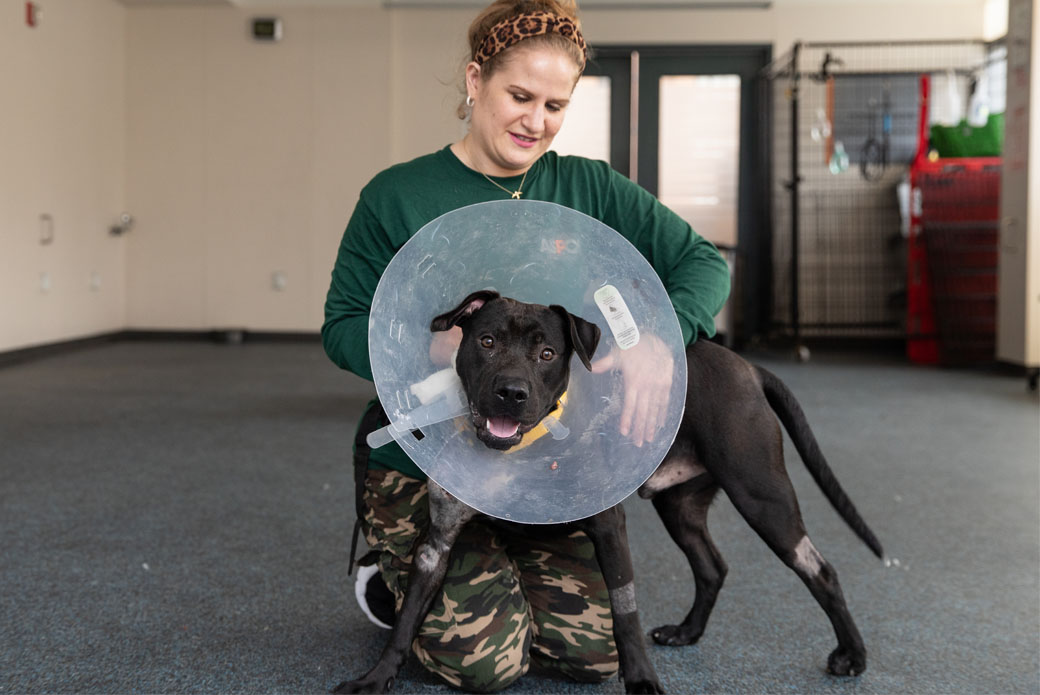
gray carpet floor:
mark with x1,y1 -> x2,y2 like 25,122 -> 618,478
0,339 -> 1037,694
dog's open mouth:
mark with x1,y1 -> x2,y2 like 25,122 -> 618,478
471,411 -> 536,450
487,416 -> 520,439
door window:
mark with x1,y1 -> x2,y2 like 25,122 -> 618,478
551,75 -> 612,163
658,74 -> 741,247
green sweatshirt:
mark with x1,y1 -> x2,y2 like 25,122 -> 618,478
322,145 -> 730,478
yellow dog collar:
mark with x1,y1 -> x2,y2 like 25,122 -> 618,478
506,391 -> 567,454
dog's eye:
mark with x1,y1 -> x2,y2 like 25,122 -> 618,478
480,336 -> 495,349
540,348 -> 556,361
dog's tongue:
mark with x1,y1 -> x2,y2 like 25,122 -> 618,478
487,417 -> 520,439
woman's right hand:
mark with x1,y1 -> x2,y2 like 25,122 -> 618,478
590,333 -> 675,448
430,326 -> 463,367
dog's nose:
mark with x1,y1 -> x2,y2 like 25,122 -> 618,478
495,379 -> 529,404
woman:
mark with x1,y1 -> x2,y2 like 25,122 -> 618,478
322,0 -> 730,690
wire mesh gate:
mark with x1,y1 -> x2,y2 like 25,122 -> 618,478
761,40 -> 1005,356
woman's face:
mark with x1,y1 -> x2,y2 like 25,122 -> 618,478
466,44 -> 581,177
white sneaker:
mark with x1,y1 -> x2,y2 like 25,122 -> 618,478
354,559 -> 395,630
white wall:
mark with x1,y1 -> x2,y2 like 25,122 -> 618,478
0,0 -> 995,352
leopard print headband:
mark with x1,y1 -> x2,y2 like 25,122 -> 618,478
475,11 -> 588,70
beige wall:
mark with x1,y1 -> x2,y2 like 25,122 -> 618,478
1,0 -> 126,352
1,0 -> 996,352
124,6 -> 390,332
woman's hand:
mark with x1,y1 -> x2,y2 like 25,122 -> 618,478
590,334 -> 675,448
430,326 -> 463,366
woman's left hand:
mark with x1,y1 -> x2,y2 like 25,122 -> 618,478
590,334 -> 675,448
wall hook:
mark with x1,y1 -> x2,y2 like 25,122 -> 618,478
110,213 -> 134,237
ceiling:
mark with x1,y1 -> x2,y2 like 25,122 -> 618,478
112,0 -> 769,5
114,0 -> 970,7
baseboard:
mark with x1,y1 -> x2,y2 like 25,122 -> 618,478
0,332 -> 123,368
0,329 -> 321,368
121,329 -> 321,344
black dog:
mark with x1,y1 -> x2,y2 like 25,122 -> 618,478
334,290 -> 883,694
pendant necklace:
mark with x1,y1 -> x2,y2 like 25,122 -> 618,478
461,140 -> 530,199
481,168 -> 528,199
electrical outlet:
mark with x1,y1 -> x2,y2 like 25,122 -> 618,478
272,271 -> 287,291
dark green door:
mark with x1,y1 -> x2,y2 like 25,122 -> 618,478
581,45 -> 771,343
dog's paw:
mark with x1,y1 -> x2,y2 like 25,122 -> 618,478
331,676 -> 394,694
650,624 -> 702,647
826,647 -> 866,677
625,678 -> 665,694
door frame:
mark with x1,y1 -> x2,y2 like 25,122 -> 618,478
585,44 -> 773,343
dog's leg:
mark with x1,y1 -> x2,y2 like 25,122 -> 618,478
648,480 -> 728,647
723,474 -> 867,676
787,534 -> 866,676
580,506 -> 664,695
682,342 -> 869,677
332,482 -> 477,694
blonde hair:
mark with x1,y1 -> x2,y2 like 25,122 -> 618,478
457,0 -> 585,119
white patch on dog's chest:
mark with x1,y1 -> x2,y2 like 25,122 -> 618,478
637,454 -> 707,499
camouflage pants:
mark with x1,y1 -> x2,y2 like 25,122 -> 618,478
361,468 -> 618,692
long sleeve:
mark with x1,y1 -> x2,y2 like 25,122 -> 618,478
321,196 -> 397,381
602,167 -> 731,345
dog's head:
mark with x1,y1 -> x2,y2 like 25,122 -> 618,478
430,290 -> 600,451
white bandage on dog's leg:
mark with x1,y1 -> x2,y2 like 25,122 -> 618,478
410,367 -> 461,405
609,582 -> 638,615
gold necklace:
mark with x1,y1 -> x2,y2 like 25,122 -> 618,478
481,168 -> 529,199
461,140 -> 530,199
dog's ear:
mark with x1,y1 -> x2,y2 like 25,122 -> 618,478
430,290 -> 500,332
550,306 -> 601,371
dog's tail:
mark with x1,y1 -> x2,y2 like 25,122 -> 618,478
756,365 -> 884,559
